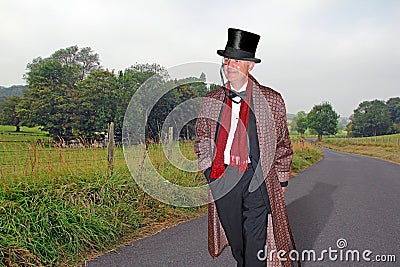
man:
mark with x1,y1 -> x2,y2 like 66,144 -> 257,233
194,28 -> 299,267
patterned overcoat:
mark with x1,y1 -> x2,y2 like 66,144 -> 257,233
194,75 -> 298,267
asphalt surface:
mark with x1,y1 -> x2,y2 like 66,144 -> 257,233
86,148 -> 399,267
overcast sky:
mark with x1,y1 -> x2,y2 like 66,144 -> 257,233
1,0 -> 399,117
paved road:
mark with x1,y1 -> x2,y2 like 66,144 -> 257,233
87,148 -> 399,266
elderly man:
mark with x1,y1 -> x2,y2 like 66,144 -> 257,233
194,28 -> 299,267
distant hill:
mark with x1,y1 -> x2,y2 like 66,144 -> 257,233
0,85 -> 28,102
338,116 -> 350,130
286,113 -> 295,120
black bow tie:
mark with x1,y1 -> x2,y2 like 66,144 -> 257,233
228,90 -> 247,103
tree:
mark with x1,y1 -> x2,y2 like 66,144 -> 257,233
76,70 -> 118,135
0,96 -> 21,132
349,100 -> 391,137
129,63 -> 168,84
19,58 -> 78,136
115,63 -> 168,142
307,102 -> 339,140
50,45 -> 101,81
386,97 -> 400,133
199,72 -> 206,82
292,111 -> 307,137
386,97 -> 400,123
114,69 -> 141,140
175,81 -> 201,140
20,46 -> 102,137
345,115 -> 354,137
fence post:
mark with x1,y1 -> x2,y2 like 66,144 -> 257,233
168,127 -> 173,159
107,122 -> 115,177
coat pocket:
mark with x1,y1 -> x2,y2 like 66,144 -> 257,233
203,167 -> 213,183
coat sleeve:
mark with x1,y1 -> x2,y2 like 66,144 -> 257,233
274,93 -> 293,184
194,97 -> 213,173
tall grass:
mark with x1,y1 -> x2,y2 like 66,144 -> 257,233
1,174 -> 140,266
0,128 -> 321,266
0,141 -> 205,266
291,141 -> 322,173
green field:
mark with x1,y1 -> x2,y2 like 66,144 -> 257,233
0,126 -> 322,266
0,125 -> 47,134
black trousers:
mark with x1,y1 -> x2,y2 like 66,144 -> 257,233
206,165 -> 271,267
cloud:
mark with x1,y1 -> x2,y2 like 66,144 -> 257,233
0,0 -> 399,116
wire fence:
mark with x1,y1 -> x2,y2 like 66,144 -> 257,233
325,135 -> 400,146
0,138 -> 126,184
0,130 -> 188,184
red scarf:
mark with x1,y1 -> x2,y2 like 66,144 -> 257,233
210,80 -> 252,179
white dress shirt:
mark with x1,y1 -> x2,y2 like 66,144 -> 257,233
224,81 -> 250,164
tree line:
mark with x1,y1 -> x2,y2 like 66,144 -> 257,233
1,45 -> 398,141
291,97 -> 400,139
346,98 -> 399,137
0,45 -> 209,142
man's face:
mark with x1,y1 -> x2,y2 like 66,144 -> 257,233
223,57 -> 255,84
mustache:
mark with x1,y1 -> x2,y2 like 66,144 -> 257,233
224,68 -> 244,74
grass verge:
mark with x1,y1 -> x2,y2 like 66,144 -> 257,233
291,141 -> 323,175
319,137 -> 400,165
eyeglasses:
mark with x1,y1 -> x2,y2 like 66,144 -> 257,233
222,58 -> 241,65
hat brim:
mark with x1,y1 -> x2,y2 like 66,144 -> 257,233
217,50 -> 261,63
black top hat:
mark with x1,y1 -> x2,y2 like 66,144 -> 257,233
217,28 -> 261,63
